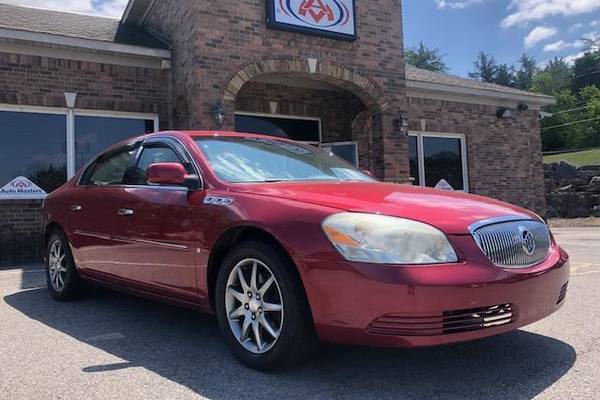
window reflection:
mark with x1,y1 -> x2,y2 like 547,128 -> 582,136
75,116 -> 154,170
423,137 -> 464,190
0,111 -> 67,192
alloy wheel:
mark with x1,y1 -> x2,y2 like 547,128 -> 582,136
48,240 -> 67,292
225,258 -> 284,354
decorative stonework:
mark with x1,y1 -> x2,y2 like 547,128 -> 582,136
222,58 -> 390,113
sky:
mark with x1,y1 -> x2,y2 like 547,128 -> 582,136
1,0 -> 600,77
403,0 -> 600,76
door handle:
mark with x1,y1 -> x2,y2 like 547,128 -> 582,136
69,204 -> 82,212
117,208 -> 134,216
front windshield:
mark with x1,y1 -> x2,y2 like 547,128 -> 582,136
195,136 -> 376,183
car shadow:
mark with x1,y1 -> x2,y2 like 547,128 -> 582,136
4,288 -> 576,400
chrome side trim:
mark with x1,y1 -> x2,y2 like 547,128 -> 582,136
112,235 -> 190,251
73,230 -> 111,241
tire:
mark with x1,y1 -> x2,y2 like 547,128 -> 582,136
46,230 -> 86,301
215,240 -> 317,370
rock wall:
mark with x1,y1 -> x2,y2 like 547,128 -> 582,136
545,162 -> 600,218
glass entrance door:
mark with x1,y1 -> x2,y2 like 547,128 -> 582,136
409,132 -> 468,192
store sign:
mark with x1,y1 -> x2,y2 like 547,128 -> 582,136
435,179 -> 454,191
0,177 -> 47,199
267,0 -> 356,41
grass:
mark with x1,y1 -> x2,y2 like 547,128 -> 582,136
544,148 -> 600,167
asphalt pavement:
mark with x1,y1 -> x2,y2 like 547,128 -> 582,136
0,227 -> 598,400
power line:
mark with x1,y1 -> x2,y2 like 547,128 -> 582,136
541,116 -> 600,130
552,105 -> 593,115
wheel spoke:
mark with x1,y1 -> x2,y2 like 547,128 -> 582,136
252,320 -> 263,351
241,315 -> 251,342
262,301 -> 282,312
57,271 -> 64,287
227,287 -> 246,303
250,261 -> 258,292
237,268 -> 250,294
260,316 -> 278,338
258,276 -> 274,297
229,305 -> 245,320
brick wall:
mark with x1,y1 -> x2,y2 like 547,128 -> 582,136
408,96 -> 546,214
0,200 -> 43,265
0,52 -> 170,126
144,0 -> 409,182
0,51 -> 170,264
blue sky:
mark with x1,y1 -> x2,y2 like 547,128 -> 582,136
3,0 -> 600,77
403,0 -> 600,76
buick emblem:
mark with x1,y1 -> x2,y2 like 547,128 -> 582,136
519,226 -> 536,256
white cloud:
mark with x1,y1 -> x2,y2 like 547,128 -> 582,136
435,0 -> 485,9
502,0 -> 600,28
591,20 -> 600,27
564,51 -> 586,65
543,39 -> 585,51
524,26 -> 558,48
582,30 -> 600,40
0,0 -> 128,18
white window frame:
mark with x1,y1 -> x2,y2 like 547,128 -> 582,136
234,111 -> 322,144
0,104 -> 159,199
409,131 -> 469,192
321,141 -> 360,166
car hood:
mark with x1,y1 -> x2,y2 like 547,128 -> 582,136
230,181 -> 539,234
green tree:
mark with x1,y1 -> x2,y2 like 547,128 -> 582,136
468,52 -> 498,83
540,90 -> 579,151
531,58 -> 572,96
494,64 -> 515,87
573,39 -> 600,91
515,54 -> 538,90
405,42 -> 448,73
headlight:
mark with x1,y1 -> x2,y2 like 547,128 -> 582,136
322,213 -> 458,265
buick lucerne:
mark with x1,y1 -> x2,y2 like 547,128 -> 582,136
42,131 -> 570,370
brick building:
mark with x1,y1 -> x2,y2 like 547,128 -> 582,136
0,1 -> 554,264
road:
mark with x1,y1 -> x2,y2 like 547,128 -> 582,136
1,227 -> 598,400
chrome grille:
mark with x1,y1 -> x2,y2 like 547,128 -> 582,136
470,218 -> 551,268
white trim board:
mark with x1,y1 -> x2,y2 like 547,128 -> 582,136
0,28 -> 171,59
406,80 -> 555,108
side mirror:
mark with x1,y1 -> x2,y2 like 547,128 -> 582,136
147,163 -> 200,190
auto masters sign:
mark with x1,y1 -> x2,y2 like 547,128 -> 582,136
0,176 -> 47,199
267,0 -> 356,40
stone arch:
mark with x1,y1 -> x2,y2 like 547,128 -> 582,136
222,58 -> 390,114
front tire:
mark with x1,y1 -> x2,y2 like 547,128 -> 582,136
215,240 -> 317,370
46,230 -> 85,301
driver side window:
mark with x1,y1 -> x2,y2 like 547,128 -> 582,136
130,145 -> 182,185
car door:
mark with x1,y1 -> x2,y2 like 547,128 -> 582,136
110,138 -> 201,302
68,145 -> 138,277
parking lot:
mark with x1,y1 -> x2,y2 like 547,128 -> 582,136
1,227 -> 599,400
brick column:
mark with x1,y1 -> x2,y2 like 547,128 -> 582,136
372,112 -> 410,183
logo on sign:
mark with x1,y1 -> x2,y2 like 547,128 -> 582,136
0,176 -> 47,199
278,0 -> 351,28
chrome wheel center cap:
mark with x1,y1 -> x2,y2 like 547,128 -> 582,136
249,298 -> 260,314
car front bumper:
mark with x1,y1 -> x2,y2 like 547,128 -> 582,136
300,235 -> 570,348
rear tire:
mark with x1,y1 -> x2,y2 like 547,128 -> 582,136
46,230 -> 86,301
215,240 -> 317,370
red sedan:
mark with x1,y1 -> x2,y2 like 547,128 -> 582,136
42,131 -> 570,370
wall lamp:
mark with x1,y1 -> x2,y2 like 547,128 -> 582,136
496,107 -> 514,119
213,103 -> 225,127
393,113 -> 409,135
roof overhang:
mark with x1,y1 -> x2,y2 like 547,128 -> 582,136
122,0 -> 155,26
0,27 -> 171,59
406,79 -> 556,109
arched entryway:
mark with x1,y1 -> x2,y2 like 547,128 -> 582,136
220,58 -> 403,180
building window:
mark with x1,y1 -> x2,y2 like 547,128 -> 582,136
321,142 -> 359,166
409,132 -> 469,192
235,113 -> 321,143
0,105 -> 158,198
0,110 -> 67,193
75,115 -> 155,170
